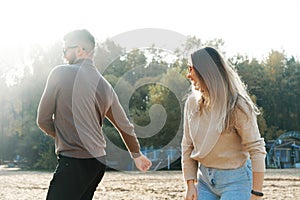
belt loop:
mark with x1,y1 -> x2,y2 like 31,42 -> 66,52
208,168 -> 215,186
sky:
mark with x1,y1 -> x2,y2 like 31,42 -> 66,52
1,0 -> 299,72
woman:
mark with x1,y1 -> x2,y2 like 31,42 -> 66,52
181,47 -> 266,200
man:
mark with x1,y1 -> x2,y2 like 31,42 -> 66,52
37,29 -> 152,200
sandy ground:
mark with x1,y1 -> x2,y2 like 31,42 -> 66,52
0,166 -> 299,200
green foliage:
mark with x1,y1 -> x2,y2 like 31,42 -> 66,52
94,39 -> 124,73
0,43 -> 62,169
33,137 -> 56,170
0,36 -> 299,170
235,50 -> 300,136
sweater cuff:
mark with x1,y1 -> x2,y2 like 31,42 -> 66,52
131,151 -> 142,159
183,167 -> 198,181
251,157 -> 266,172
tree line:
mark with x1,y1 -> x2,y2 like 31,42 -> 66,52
0,37 -> 299,170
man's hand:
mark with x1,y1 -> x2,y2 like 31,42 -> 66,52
133,154 -> 152,172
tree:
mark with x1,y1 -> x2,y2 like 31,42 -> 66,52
1,36 -> 299,170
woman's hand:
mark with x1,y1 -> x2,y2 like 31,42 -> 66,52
251,194 -> 263,200
185,180 -> 197,200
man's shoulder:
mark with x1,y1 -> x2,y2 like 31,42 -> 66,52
46,65 -> 77,83
50,64 -> 77,74
53,64 -> 71,70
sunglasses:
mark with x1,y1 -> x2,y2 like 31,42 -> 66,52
63,45 -> 78,55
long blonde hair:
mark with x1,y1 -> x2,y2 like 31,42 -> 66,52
191,47 -> 260,132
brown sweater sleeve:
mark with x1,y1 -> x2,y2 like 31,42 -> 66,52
36,68 -> 58,137
105,92 -> 141,158
181,97 -> 199,181
235,103 -> 266,172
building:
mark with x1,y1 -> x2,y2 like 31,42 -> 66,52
266,131 -> 300,169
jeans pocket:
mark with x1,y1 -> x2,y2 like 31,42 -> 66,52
243,160 -> 252,181
54,158 -> 71,176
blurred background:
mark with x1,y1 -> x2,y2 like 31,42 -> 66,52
0,0 -> 299,171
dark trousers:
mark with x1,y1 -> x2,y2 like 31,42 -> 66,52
46,155 -> 106,200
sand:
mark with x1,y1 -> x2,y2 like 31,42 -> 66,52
0,166 -> 299,200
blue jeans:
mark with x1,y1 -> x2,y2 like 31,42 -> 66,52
197,159 -> 252,200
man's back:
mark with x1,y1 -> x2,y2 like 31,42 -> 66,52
38,59 -> 112,158
37,29 -> 151,200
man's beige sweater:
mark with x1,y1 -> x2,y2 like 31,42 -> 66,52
37,59 -> 140,159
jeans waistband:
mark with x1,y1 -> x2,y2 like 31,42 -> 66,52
58,154 -> 106,162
